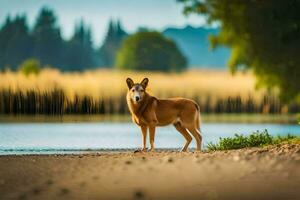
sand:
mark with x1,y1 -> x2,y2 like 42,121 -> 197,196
0,144 -> 299,200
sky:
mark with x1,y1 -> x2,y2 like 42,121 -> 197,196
0,0 -> 206,47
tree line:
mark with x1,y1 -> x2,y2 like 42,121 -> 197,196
0,7 -> 126,71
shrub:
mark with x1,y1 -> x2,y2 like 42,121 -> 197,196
18,58 -> 41,76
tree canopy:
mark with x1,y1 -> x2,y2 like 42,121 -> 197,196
116,31 -> 187,72
180,0 -> 300,102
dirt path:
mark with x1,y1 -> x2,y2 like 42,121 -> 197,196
0,144 -> 299,200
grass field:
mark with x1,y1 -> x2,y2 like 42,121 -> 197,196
0,68 -> 298,115
0,68 -> 263,100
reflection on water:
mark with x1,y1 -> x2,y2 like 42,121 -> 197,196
0,122 -> 299,155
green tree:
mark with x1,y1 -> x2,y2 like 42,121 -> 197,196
18,58 -> 41,76
98,19 -> 128,67
65,20 -> 95,71
180,0 -> 300,102
0,15 -> 32,70
32,7 -> 64,67
116,31 -> 187,71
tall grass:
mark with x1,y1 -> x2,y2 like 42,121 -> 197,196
0,68 -> 261,99
0,68 -> 299,115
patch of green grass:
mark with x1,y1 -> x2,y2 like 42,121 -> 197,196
206,130 -> 299,151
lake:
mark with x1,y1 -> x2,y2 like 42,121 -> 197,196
0,122 -> 300,155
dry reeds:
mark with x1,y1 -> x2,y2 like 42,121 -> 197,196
0,69 -> 298,115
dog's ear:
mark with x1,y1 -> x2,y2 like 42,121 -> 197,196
140,78 -> 149,89
126,78 -> 134,89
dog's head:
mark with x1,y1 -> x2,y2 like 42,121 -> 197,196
126,77 -> 148,104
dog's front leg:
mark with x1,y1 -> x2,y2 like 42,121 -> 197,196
140,126 -> 148,151
149,126 -> 156,151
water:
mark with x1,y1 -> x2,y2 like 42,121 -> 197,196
0,122 -> 299,155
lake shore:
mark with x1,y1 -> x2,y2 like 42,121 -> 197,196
0,113 -> 298,124
0,144 -> 299,200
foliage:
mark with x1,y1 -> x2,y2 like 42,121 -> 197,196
98,19 -> 128,67
116,31 -> 187,71
179,0 -> 300,102
206,130 -> 299,151
18,58 -> 41,76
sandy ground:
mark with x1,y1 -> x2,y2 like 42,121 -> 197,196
0,144 -> 299,200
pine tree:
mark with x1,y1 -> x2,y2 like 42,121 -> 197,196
0,15 -> 32,70
64,20 -> 95,71
98,19 -> 128,67
32,7 -> 63,67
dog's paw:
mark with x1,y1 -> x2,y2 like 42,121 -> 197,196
133,149 -> 141,153
133,148 -> 148,153
194,149 -> 202,153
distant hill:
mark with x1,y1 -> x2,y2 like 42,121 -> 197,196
162,25 -> 230,69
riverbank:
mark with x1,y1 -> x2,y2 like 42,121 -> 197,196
0,113 -> 298,124
0,144 -> 299,200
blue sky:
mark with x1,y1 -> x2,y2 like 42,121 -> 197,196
0,0 -> 206,46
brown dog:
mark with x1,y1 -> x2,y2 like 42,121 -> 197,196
126,77 -> 202,152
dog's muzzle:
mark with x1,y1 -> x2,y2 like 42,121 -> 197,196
135,96 -> 140,102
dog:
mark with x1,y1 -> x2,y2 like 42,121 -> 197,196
126,77 -> 202,152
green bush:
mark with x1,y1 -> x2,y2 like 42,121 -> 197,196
206,130 -> 299,151
116,31 -> 187,72
18,58 -> 41,76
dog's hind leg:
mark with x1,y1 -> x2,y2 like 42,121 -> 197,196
187,126 -> 202,151
174,122 -> 192,152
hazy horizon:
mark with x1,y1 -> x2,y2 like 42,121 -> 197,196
0,0 -> 208,47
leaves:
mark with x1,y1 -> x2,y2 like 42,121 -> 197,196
180,0 -> 300,102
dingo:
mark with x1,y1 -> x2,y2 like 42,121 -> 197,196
126,77 -> 202,152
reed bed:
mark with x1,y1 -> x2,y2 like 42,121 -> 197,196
0,69 -> 299,115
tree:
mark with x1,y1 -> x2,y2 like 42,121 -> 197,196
116,31 -> 187,72
98,19 -> 128,67
64,20 -> 95,71
18,58 -> 41,76
32,7 -> 64,67
179,0 -> 300,102
0,15 -> 32,70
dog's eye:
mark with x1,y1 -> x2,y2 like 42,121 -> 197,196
132,89 -> 135,92
140,89 -> 144,92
